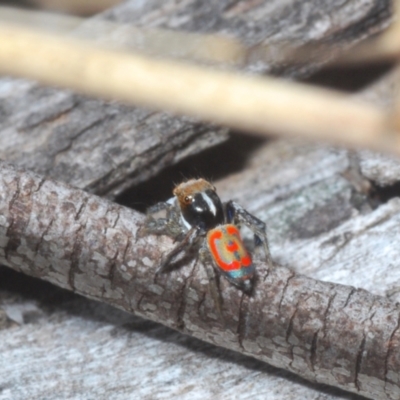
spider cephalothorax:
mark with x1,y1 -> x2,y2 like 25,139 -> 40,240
144,178 -> 271,294
173,179 -> 224,232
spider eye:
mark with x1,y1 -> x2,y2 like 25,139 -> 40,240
184,195 -> 193,204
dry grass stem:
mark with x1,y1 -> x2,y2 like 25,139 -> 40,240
0,22 -> 397,155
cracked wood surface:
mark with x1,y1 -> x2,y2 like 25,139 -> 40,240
0,162 -> 400,400
0,0 -> 391,199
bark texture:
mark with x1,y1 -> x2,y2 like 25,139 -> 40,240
0,80 -> 226,198
0,162 -> 399,400
105,0 -> 392,75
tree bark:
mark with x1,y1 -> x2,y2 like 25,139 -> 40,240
0,161 -> 399,400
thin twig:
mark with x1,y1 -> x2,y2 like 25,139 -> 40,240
0,23 -> 397,155
0,161 -> 399,400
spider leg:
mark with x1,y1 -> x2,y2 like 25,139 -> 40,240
225,200 -> 272,266
143,201 -> 183,239
156,227 -> 200,274
199,244 -> 223,319
146,201 -> 171,215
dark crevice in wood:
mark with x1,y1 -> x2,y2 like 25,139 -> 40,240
261,267 -> 270,282
197,290 -> 206,316
117,132 -> 267,212
106,255 -> 119,287
50,116 -> 108,166
176,262 -> 196,332
112,211 -> 120,229
354,333 -> 367,392
286,302 -> 299,368
88,125 -> 225,198
21,98 -> 78,131
303,63 -> 393,92
74,196 -> 89,221
121,237 -> 131,266
33,176 -> 46,193
4,175 -> 22,261
343,287 -> 356,309
310,329 -> 319,373
371,181 -> 400,206
354,305 -> 377,392
68,224 -> 85,291
384,311 -> 400,397
0,267 -> 76,307
136,293 -> 145,312
34,217 -> 55,256
322,292 -> 337,340
6,175 -> 21,220
278,272 -> 296,312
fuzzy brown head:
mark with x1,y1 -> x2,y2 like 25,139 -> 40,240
173,179 -> 224,232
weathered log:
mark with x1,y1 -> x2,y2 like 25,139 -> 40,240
0,161 -> 399,400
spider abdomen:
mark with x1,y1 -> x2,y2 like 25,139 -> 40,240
207,224 -> 255,292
